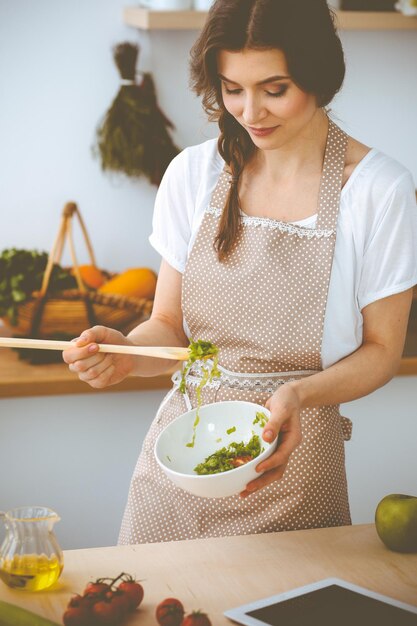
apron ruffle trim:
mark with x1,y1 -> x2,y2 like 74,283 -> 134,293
206,206 -> 335,238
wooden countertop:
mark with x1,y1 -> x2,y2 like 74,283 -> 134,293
0,524 -> 416,625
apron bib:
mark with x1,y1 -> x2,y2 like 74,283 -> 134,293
119,119 -> 352,545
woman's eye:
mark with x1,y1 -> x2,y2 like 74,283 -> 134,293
266,86 -> 288,98
223,85 -> 289,97
224,87 -> 242,95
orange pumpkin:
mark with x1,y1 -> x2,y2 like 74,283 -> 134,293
98,268 -> 157,300
72,265 -> 106,289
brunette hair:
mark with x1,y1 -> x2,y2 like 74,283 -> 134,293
190,0 -> 345,261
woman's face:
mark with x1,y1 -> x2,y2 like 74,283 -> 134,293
217,47 -> 319,150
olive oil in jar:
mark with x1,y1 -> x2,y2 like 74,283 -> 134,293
0,554 -> 63,591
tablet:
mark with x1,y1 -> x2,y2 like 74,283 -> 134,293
224,578 -> 417,626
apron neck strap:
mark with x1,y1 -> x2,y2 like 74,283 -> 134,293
212,117 -> 348,232
316,118 -> 348,231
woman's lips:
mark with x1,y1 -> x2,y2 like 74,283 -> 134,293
247,125 -> 280,137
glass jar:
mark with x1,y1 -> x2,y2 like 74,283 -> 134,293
0,506 -> 64,591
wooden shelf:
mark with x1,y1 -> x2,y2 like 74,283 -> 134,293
123,6 -> 207,29
1,345 -> 416,399
123,8 -> 417,30
1,285 -> 416,397
0,348 -> 174,398
398,357 -> 417,376
336,10 -> 417,29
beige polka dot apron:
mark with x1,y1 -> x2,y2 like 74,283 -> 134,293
118,118 -> 353,545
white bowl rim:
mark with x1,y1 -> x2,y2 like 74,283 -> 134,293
154,400 -> 276,480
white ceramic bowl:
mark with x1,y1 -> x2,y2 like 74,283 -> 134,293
154,401 -> 277,498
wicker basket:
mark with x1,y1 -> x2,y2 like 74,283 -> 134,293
3,202 -> 153,339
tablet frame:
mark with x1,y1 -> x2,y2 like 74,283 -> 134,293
223,577 -> 417,626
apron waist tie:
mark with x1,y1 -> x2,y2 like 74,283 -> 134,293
171,363 -> 352,441
177,360 -> 319,393
171,363 -> 319,410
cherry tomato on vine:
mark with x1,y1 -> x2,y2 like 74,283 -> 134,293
63,572 -> 143,626
105,589 -> 131,615
92,599 -> 124,625
83,581 -> 111,597
117,579 -> 144,609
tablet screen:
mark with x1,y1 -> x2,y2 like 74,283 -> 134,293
245,584 -> 417,626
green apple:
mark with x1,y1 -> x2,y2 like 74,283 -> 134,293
375,494 -> 417,553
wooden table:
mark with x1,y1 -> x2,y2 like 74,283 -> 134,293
0,524 -> 416,625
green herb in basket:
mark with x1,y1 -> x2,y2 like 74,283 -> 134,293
0,248 -> 76,325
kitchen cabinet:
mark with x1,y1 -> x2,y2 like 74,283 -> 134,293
0,524 -> 416,625
123,7 -> 417,30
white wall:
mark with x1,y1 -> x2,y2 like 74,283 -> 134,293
0,0 -> 214,271
0,2 -> 416,549
0,390 -> 162,549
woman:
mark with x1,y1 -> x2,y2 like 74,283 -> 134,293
63,0 -> 417,544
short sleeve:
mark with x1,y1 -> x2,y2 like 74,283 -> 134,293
358,171 -> 417,310
148,149 -> 192,273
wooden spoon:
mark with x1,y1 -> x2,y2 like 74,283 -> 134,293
0,337 -> 190,361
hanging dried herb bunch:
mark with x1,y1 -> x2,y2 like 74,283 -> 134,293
93,42 -> 180,186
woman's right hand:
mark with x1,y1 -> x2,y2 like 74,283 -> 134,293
62,325 -> 137,389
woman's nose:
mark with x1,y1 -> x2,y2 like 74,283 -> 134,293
242,95 -> 266,125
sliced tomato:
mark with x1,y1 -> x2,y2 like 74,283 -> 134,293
231,454 -> 253,468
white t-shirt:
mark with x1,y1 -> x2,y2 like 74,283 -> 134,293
149,138 -> 417,369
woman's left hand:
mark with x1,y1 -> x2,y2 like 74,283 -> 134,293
240,382 -> 303,498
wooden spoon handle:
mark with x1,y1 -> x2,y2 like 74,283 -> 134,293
0,337 -> 190,361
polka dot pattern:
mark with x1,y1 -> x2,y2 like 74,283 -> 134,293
118,119 -> 351,545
